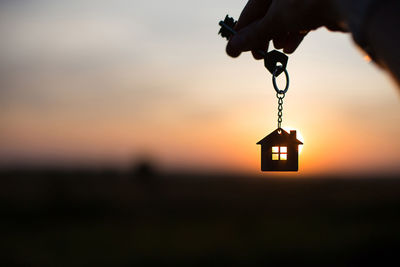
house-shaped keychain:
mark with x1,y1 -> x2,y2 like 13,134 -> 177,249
257,128 -> 303,171
218,15 -> 303,172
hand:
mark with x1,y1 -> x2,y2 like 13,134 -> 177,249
226,0 -> 347,59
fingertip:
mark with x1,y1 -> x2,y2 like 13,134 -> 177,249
283,33 -> 306,54
226,36 -> 243,58
273,37 -> 285,50
226,42 -> 241,58
252,50 -> 264,60
283,46 -> 296,54
283,41 -> 300,54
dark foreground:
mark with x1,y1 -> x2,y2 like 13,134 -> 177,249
1,170 -> 400,266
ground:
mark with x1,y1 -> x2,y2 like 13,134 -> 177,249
1,170 -> 400,266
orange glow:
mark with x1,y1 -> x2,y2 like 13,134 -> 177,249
364,54 -> 372,62
0,2 -> 399,176
283,127 -> 304,154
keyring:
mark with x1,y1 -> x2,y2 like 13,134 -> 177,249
272,67 -> 289,94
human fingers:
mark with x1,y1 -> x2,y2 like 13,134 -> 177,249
226,9 -> 277,58
227,0 -> 328,58
227,20 -> 268,57
273,33 -> 289,50
271,31 -> 306,54
251,42 -> 269,60
226,0 -> 272,58
235,0 -> 272,31
282,32 -> 308,54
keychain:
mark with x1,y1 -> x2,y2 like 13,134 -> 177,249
219,15 -> 303,172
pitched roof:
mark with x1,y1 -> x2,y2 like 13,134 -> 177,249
257,128 -> 303,145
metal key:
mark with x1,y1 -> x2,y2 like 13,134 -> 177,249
218,15 -> 288,76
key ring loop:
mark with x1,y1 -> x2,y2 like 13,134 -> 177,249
272,66 -> 289,94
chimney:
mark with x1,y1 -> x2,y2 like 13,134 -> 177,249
290,130 -> 296,139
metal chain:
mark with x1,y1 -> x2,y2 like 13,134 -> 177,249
219,16 -> 291,131
272,65 -> 288,130
277,93 -> 285,129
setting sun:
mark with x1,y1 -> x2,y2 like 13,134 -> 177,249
283,127 -> 304,154
0,0 -> 399,176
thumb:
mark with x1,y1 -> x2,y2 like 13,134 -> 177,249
226,19 -> 271,58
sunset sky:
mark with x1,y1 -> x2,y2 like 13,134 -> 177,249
1,0 -> 399,176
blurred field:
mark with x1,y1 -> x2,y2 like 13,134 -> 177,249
1,169 -> 400,266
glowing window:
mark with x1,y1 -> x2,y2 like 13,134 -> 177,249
272,146 -> 287,161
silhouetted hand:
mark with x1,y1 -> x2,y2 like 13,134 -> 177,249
226,0 -> 346,59
226,0 -> 400,85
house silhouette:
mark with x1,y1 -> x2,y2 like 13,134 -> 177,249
257,129 -> 303,171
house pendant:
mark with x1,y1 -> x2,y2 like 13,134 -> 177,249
257,128 -> 303,172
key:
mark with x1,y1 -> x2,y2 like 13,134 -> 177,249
218,15 -> 288,76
